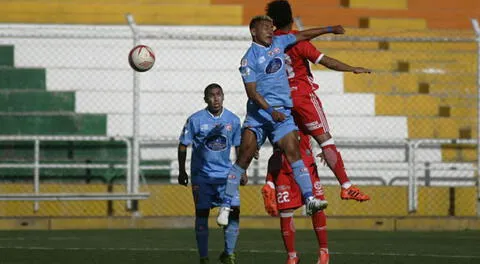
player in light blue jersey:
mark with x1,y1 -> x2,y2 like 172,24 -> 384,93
217,15 -> 345,226
178,83 -> 243,264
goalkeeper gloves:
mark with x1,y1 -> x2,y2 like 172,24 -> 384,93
261,181 -> 278,217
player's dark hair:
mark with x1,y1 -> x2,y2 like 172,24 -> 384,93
266,0 -> 293,29
249,15 -> 273,29
204,83 -> 223,98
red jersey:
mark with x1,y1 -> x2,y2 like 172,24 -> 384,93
266,130 -> 315,181
274,29 -> 323,96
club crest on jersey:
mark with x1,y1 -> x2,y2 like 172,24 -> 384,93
258,56 -> 266,64
225,124 -> 232,131
268,47 -> 280,57
265,57 -> 283,74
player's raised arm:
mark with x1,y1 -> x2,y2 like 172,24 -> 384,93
319,55 -> 372,74
294,25 -> 345,42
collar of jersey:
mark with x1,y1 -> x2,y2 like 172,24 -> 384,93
252,41 -> 270,49
206,107 -> 224,119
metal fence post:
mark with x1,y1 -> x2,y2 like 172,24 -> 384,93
471,18 -> 480,215
126,13 -> 140,212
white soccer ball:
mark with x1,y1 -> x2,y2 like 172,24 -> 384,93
128,45 -> 155,72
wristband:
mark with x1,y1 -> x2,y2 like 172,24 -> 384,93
266,106 -> 274,115
327,26 -> 333,33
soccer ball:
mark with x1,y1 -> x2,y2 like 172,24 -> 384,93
128,45 -> 155,72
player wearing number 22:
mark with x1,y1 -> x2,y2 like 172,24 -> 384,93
262,130 -> 329,264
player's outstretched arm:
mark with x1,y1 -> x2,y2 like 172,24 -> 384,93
177,144 -> 189,186
295,25 -> 345,42
319,55 -> 372,74
245,82 -> 286,122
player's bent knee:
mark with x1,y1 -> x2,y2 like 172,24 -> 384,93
195,209 -> 210,217
229,206 -> 240,220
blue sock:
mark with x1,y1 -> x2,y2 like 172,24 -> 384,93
222,164 -> 245,207
290,160 -> 313,200
224,217 -> 239,255
195,217 -> 209,258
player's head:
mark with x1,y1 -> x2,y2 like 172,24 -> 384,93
249,15 -> 274,46
204,83 -> 224,114
266,0 -> 293,30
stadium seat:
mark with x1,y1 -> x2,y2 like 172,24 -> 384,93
0,1 -> 242,25
340,0 -> 408,10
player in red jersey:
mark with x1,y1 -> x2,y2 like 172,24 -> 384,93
261,130 -> 328,264
266,0 -> 371,202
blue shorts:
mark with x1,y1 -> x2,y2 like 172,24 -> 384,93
192,181 -> 240,210
243,104 -> 298,147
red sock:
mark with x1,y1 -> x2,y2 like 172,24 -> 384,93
312,210 -> 328,249
321,144 -> 350,186
280,213 -> 296,255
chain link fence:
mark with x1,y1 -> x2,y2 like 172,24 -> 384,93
0,22 -> 478,217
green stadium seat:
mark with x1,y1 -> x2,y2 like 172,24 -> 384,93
0,68 -> 46,89
0,46 -> 14,67
0,91 -> 75,112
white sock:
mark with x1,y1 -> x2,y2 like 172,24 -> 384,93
341,181 -> 352,189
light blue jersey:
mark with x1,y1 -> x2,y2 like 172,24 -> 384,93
179,108 -> 241,184
238,34 -> 299,145
239,34 -> 297,108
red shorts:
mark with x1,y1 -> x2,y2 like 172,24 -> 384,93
292,92 -> 330,136
273,163 -> 325,211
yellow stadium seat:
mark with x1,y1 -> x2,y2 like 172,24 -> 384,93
0,1 -> 241,25
341,0 -> 408,9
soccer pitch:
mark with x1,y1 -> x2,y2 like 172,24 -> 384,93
0,229 -> 479,263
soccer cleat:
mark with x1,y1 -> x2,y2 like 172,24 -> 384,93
316,248 -> 329,264
199,256 -> 209,264
285,256 -> 300,264
305,197 -> 328,216
219,252 -> 237,264
216,206 -> 231,226
341,185 -> 370,201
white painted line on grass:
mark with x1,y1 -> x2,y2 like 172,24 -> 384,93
0,237 -> 80,241
0,246 -> 479,259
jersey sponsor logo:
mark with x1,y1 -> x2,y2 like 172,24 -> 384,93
205,134 -> 227,151
305,121 -> 323,130
200,124 -> 209,131
265,57 -> 283,74
277,185 -> 291,191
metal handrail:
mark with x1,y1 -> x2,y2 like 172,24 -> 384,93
0,136 -> 150,211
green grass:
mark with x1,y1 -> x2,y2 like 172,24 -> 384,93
0,229 -> 479,263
